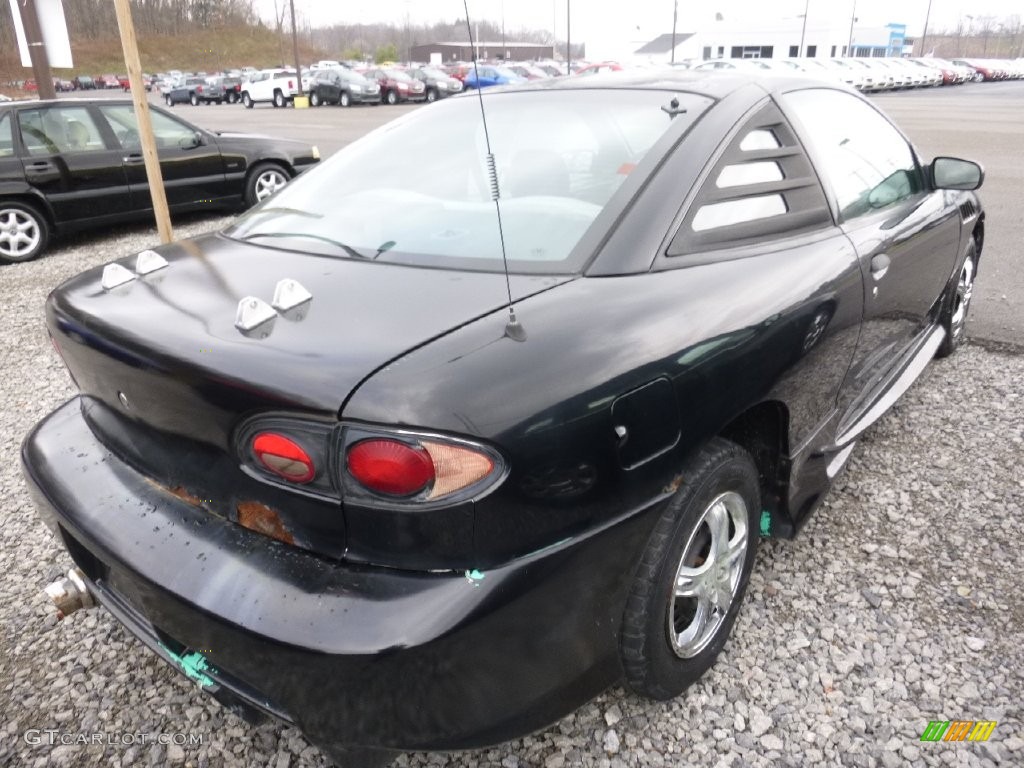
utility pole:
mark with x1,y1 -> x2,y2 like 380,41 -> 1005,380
920,0 -> 933,55
16,0 -> 56,99
799,0 -> 810,57
671,0 -> 678,64
847,0 -> 858,57
289,0 -> 303,95
112,0 -> 172,244
566,0 -> 571,74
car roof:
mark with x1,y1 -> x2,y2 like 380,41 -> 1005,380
476,68 -> 832,100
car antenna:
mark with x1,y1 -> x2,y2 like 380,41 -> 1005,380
462,0 -> 526,342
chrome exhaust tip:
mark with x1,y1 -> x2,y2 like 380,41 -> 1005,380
44,568 -> 95,618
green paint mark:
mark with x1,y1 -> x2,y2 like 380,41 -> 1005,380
158,642 -> 215,688
464,569 -> 486,586
920,721 -> 950,742
759,510 -> 771,538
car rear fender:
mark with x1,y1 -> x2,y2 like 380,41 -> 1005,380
0,187 -> 55,225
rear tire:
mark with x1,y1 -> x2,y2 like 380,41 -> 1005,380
273,90 -> 286,108
190,93 -> 199,106
936,241 -> 978,358
339,91 -> 351,107
165,94 -> 173,106
385,90 -> 397,105
0,201 -> 50,264
620,437 -> 760,700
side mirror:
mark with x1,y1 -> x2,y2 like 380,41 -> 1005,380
931,157 -> 984,191
178,131 -> 203,150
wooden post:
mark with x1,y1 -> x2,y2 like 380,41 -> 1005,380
289,0 -> 303,95
112,0 -> 173,244
16,0 -> 57,100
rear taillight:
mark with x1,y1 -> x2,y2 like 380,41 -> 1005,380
288,79 -> 294,89
252,432 -> 315,483
346,437 -> 498,500
237,416 -> 505,504
347,439 -> 434,496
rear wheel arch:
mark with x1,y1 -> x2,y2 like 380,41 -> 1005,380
717,400 -> 791,534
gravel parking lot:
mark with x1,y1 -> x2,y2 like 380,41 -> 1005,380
2,85 -> 1023,768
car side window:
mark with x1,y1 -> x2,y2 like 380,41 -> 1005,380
0,113 -> 13,157
667,101 -> 833,256
99,105 -> 197,150
783,88 -> 921,221
18,107 -> 107,155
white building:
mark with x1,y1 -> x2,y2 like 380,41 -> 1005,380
626,19 -> 911,65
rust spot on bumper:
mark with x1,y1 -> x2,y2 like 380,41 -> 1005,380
236,501 -> 295,545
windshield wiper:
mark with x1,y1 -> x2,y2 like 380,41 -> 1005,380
237,232 -> 372,260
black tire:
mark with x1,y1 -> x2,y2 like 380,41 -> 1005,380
190,93 -> 199,106
0,200 -> 50,264
339,91 -> 351,107
273,90 -> 286,108
425,88 -> 438,103
244,162 -> 290,208
385,89 -> 397,105
620,437 -> 760,701
165,94 -> 173,106
936,240 -> 978,358
242,92 -> 253,109
310,91 -> 321,107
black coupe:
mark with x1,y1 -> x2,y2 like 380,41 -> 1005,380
22,72 -> 983,766
0,99 -> 319,263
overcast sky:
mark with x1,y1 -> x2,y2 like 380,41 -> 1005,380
254,0 -> 1024,40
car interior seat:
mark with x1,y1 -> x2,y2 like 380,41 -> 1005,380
65,120 -> 89,151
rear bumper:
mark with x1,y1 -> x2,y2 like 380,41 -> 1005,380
22,397 -> 660,753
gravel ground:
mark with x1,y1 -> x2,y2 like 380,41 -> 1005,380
1,219 -> 1022,768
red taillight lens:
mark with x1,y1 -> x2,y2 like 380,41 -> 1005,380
347,439 -> 434,497
345,437 -> 499,501
288,79 -> 294,89
252,432 -> 316,483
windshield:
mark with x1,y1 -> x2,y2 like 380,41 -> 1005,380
226,89 -> 712,274
421,68 -> 447,79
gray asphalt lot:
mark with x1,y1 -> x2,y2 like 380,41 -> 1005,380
2,80 -> 1020,768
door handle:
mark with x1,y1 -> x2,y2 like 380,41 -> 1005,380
123,153 -> 144,164
870,253 -> 891,281
25,160 -> 54,172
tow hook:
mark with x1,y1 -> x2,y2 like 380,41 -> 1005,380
44,568 -> 95,618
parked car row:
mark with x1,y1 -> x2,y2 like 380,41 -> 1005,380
688,56 -> 1024,92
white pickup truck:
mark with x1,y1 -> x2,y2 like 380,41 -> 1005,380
240,69 -> 301,108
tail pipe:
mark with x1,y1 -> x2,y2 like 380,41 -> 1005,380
44,568 -> 96,618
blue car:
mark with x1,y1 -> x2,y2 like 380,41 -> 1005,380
462,64 -> 526,89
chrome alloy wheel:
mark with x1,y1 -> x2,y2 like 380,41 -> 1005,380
669,491 -> 750,658
0,208 -> 41,260
949,257 -> 975,343
254,169 -> 287,202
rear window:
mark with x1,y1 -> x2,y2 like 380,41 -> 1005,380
226,89 -> 712,274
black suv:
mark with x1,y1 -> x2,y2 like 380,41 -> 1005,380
308,68 -> 381,107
